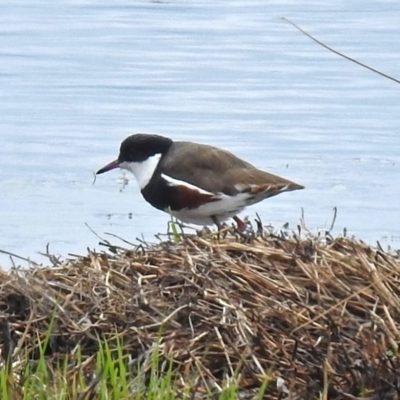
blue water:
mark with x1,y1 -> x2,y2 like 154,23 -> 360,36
1,1 -> 400,268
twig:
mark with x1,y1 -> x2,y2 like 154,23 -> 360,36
0,249 -> 39,267
328,207 -> 338,234
135,304 -> 189,330
283,17 -> 400,85
91,171 -> 97,186
104,232 -> 137,247
84,222 -> 107,243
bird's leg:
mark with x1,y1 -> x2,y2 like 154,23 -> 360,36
233,216 -> 255,240
212,216 -> 231,239
233,216 -> 247,232
212,216 -> 223,231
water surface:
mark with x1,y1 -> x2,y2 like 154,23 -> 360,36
1,1 -> 400,268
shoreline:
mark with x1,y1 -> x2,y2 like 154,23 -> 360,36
1,228 -> 399,398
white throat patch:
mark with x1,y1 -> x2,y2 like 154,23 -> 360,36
119,153 -> 162,189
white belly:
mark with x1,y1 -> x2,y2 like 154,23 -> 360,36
166,192 -> 250,226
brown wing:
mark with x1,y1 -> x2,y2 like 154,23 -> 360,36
160,141 -> 304,197
223,167 -> 304,199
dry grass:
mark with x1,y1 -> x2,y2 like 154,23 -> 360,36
0,225 -> 400,399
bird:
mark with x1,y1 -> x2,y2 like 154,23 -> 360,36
96,133 -> 304,231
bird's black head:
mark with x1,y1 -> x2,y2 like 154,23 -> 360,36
118,134 -> 173,163
96,134 -> 173,175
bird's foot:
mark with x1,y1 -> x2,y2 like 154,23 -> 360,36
233,216 -> 247,232
233,216 -> 255,240
211,217 -> 231,239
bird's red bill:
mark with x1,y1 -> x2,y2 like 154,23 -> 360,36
96,160 -> 120,175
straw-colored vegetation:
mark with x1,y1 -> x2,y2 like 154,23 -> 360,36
0,223 -> 400,399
